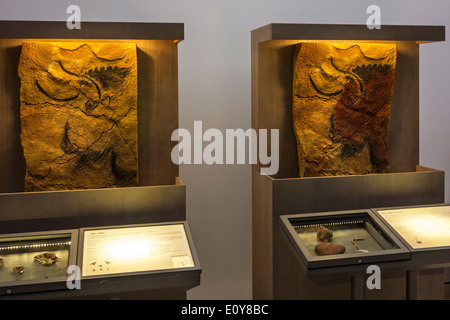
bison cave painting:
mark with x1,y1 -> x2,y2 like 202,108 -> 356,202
19,42 -> 138,191
292,43 -> 397,177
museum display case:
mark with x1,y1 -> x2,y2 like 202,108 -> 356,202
0,21 -> 200,299
279,210 -> 410,270
279,205 -> 450,299
0,222 -> 201,299
0,20 -> 187,231
251,23 -> 446,299
76,222 -> 201,297
0,229 -> 78,296
372,204 -> 450,299
374,204 -> 450,265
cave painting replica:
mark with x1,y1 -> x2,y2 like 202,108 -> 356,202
292,43 -> 397,177
19,42 -> 138,191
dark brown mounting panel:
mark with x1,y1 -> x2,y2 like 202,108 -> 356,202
0,21 -> 184,40
253,23 -> 445,43
252,23 -> 445,178
0,21 -> 183,192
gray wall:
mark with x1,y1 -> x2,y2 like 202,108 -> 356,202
1,0 -> 449,299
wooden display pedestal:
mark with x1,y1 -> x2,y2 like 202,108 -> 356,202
0,21 -> 199,299
251,24 -> 446,299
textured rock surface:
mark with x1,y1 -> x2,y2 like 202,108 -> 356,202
293,43 -> 397,177
315,242 -> 346,256
317,225 -> 333,242
19,42 -> 138,191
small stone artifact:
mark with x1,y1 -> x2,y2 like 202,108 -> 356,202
19,41 -> 138,191
317,225 -> 333,242
34,252 -> 60,266
292,42 -> 397,177
315,242 -> 346,256
13,266 -> 25,275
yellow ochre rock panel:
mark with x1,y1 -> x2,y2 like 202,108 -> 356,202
19,42 -> 138,191
293,42 -> 397,177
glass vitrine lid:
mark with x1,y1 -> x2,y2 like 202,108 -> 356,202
293,213 -> 396,256
80,222 -> 197,277
280,210 -> 410,269
0,232 -> 75,284
376,205 -> 450,249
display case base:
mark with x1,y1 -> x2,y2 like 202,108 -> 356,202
253,166 -> 445,299
0,178 -> 186,234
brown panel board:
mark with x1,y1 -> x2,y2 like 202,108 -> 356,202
0,180 -> 186,233
254,23 -> 445,43
272,169 -> 444,215
0,21 -> 184,40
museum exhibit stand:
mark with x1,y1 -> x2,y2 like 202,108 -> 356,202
251,23 -> 446,299
0,21 -> 201,299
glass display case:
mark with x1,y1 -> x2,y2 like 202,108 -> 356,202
373,204 -> 450,299
280,210 -> 410,269
78,222 -> 200,278
73,221 -> 201,298
0,230 -> 78,295
373,204 -> 450,269
375,205 -> 450,250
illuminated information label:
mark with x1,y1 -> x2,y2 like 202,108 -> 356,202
82,224 -> 194,276
378,206 -> 450,249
